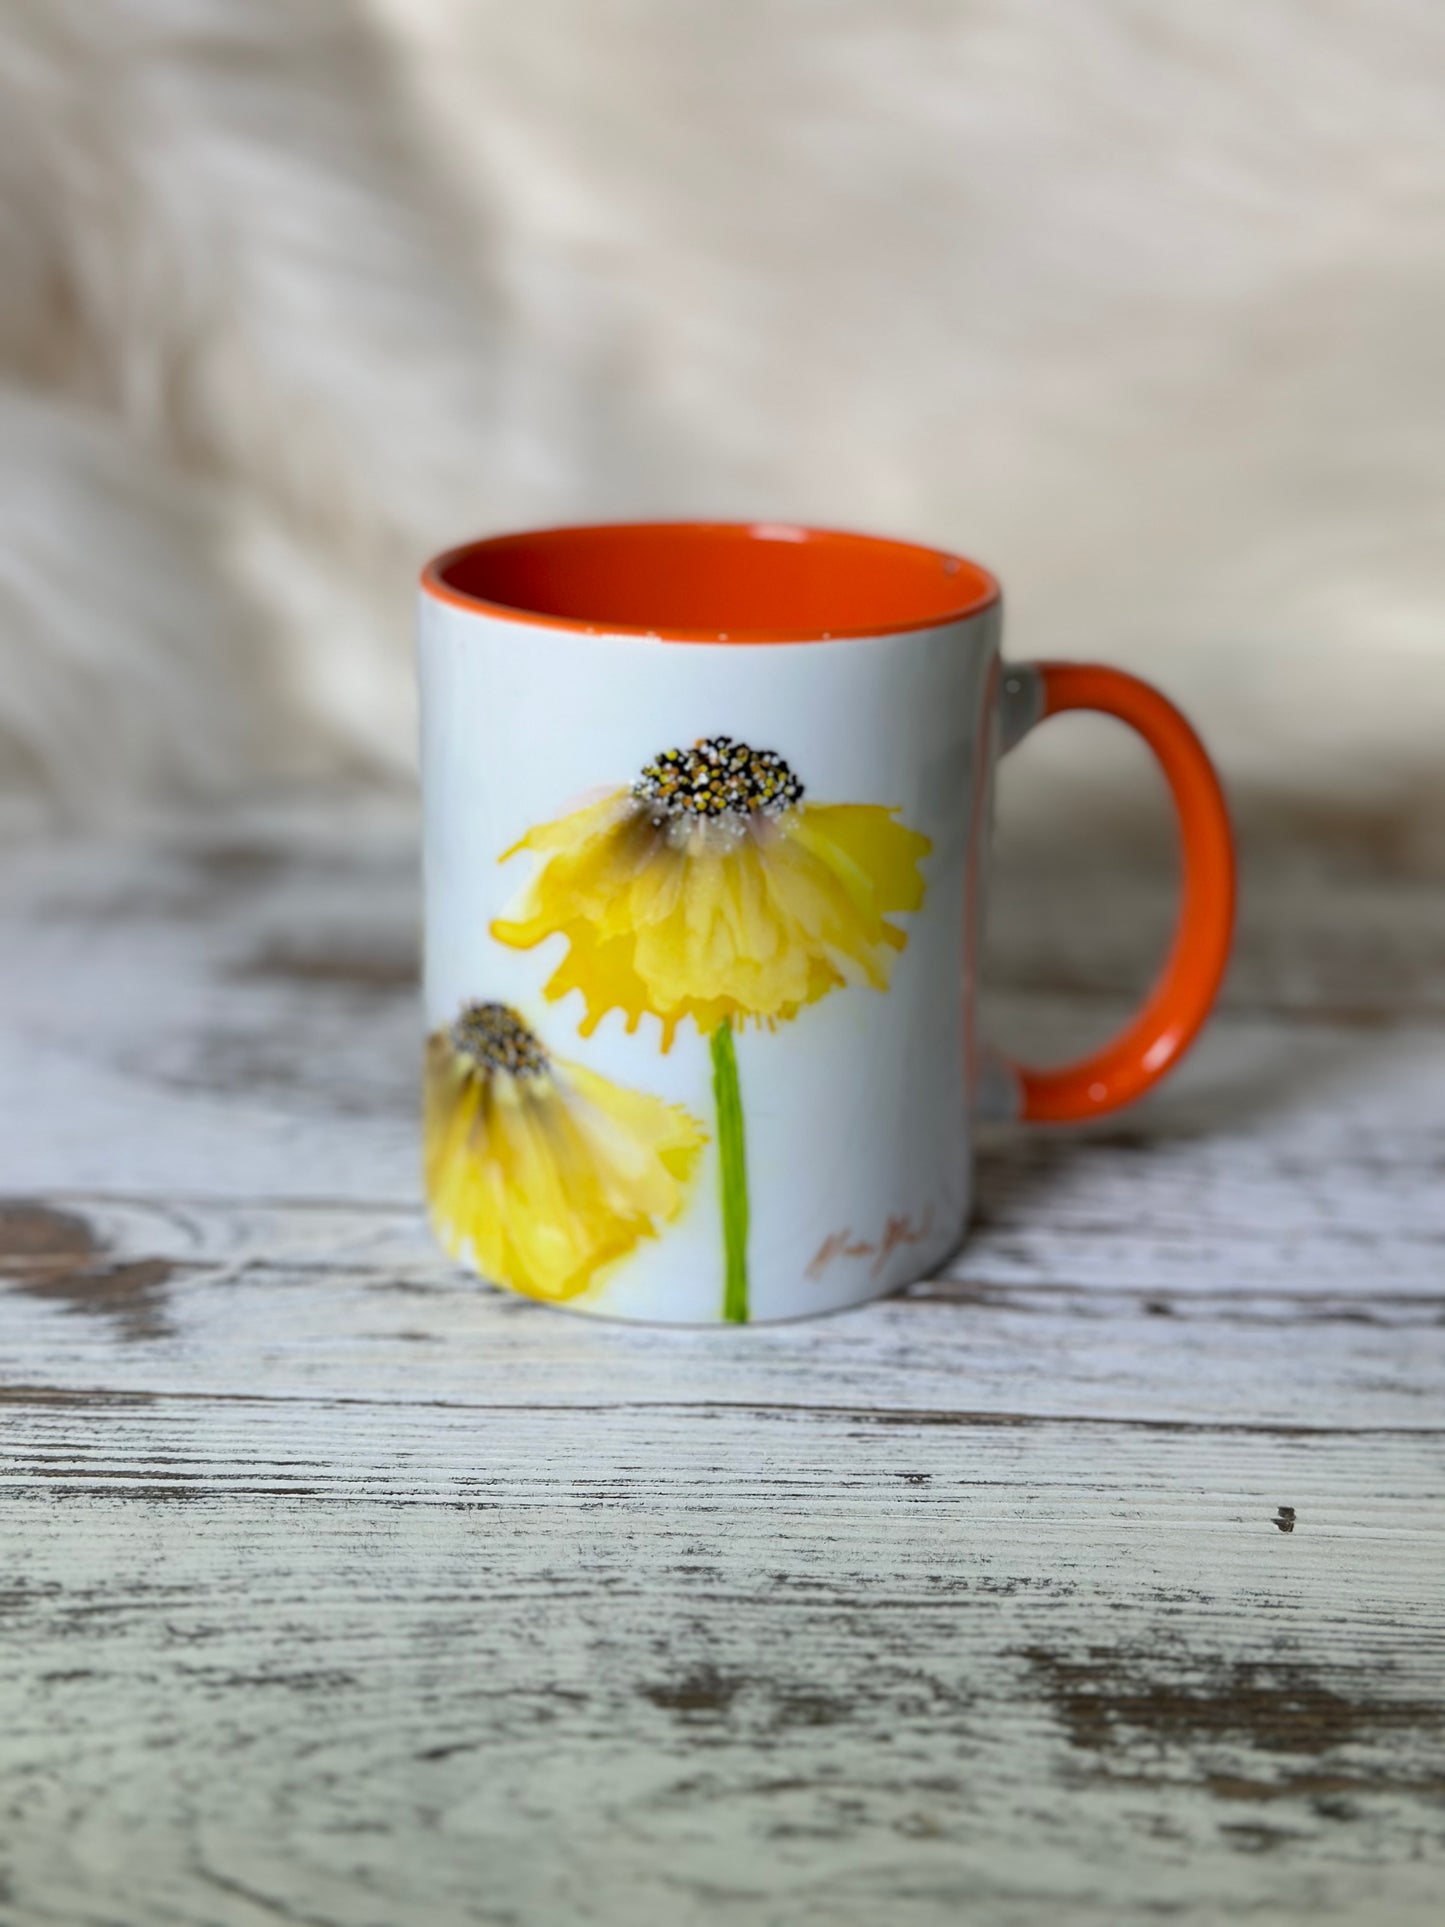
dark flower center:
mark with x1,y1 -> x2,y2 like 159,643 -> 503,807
451,1001 -> 550,1078
633,735 -> 805,824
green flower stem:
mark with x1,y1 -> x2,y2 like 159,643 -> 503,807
710,1017 -> 750,1324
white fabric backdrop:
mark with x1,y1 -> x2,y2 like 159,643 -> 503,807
1,0 -> 1441,839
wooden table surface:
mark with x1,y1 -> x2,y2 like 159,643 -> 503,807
1,795 -> 1441,1925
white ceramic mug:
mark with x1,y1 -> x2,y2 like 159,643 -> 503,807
419,521 -> 1234,1324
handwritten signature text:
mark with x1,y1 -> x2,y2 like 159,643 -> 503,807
806,1204 -> 936,1283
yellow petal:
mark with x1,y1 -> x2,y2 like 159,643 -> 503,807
788,804 -> 930,913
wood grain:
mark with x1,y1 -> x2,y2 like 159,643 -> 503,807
1,799 -> 1442,1924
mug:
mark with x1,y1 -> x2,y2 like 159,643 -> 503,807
418,521 -> 1234,1324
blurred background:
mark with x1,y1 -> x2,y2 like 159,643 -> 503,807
1,0 -> 1442,855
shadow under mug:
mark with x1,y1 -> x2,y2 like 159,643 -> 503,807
418,521 -> 1234,1324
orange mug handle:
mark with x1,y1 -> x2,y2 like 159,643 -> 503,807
998,661 -> 1236,1123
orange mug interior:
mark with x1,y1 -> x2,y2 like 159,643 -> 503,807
422,521 -> 1000,643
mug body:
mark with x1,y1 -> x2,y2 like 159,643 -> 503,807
418,523 -> 1002,1323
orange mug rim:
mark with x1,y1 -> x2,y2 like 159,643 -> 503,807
419,519 -> 1001,644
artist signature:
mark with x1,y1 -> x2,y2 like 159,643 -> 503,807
806,1204 -> 936,1283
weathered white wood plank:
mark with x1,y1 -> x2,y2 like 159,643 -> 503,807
2,799 -> 1442,1925
6,1150 -> 1445,1317
2,1411 -> 1442,1926
2,1251 -> 1441,1431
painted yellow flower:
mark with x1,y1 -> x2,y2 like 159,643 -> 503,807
492,736 -> 932,1049
425,1001 -> 705,1304
490,736 -> 931,1323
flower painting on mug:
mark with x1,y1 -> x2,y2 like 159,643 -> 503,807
491,735 -> 932,1322
425,1001 -> 706,1305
